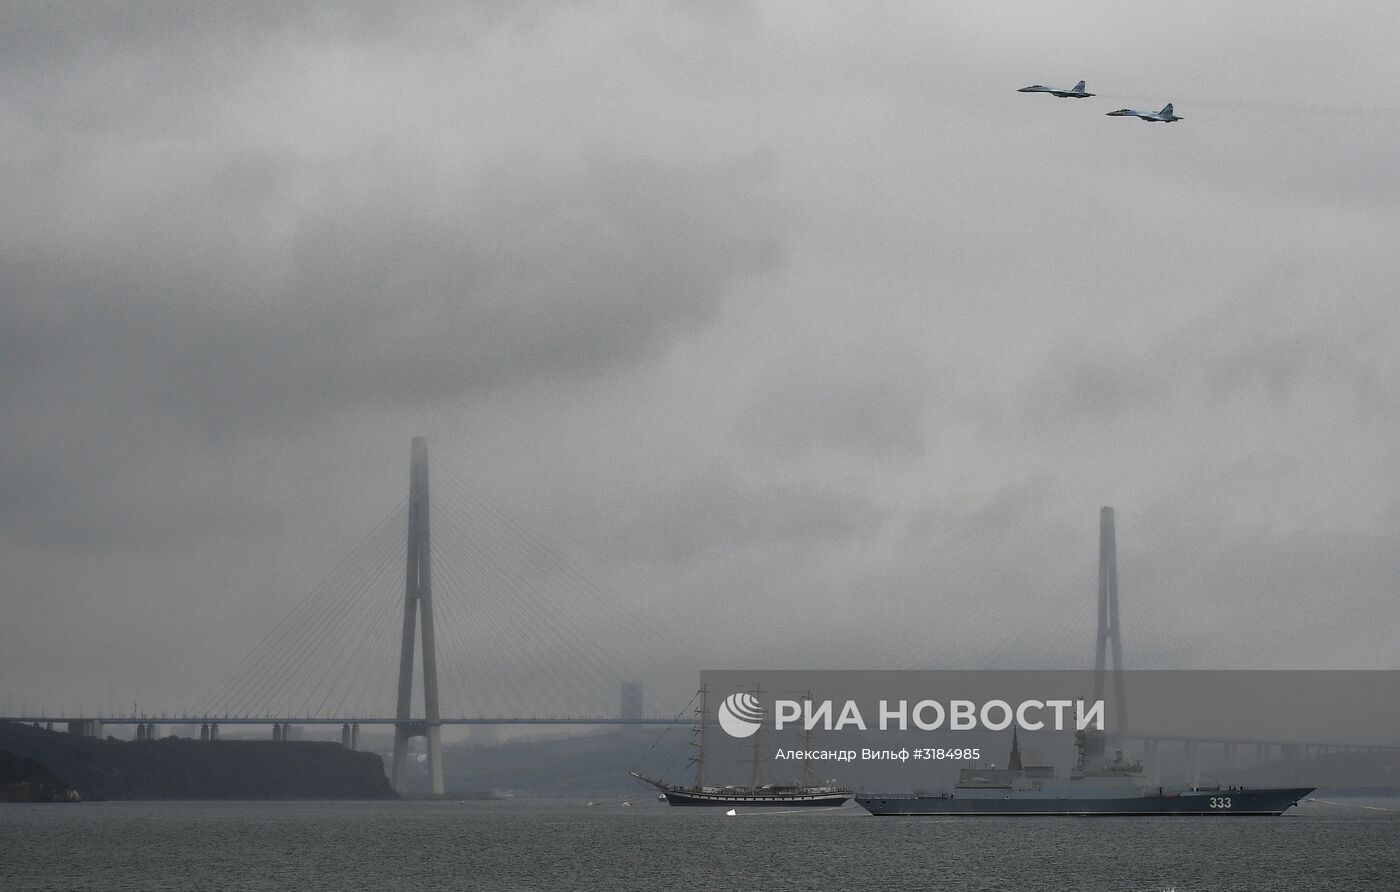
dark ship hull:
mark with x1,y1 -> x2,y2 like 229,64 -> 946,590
663,787 -> 852,807
860,728 -> 1313,816
632,772 -> 851,807
857,786 -> 1314,816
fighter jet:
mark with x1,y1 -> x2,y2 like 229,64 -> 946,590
1105,102 -> 1183,122
1018,80 -> 1094,98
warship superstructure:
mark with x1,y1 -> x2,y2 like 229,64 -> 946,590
857,728 -> 1312,816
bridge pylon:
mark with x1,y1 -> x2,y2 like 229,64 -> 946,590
1093,506 -> 1128,734
392,436 -> 444,796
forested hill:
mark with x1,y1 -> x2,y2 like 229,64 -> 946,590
0,722 -> 397,800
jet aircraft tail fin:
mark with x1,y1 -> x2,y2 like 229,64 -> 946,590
1072,81 -> 1086,93
1160,103 -> 1174,116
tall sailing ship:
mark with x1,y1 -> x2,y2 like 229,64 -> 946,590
631,686 -> 852,807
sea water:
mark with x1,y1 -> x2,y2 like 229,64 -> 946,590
2,797 -> 1397,890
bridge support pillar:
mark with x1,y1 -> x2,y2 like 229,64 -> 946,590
210,723 -> 219,740
272,723 -> 282,742
351,723 -> 359,751
341,723 -> 351,748
391,437 -> 445,797
1185,740 -> 1200,788
200,723 -> 209,741
66,719 -> 102,738
1093,507 -> 1128,734
136,723 -> 146,741
1224,742 -> 1237,770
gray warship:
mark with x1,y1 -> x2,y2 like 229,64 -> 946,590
857,728 -> 1312,816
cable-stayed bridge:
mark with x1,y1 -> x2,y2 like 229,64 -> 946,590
185,438 -> 683,725
5,439 -> 1395,795
6,438 -> 704,794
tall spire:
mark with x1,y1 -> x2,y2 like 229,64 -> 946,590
1008,724 -> 1023,772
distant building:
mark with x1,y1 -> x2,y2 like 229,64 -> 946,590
620,683 -> 643,721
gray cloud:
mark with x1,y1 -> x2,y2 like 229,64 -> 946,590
744,359 -> 930,459
1,17 -> 782,548
615,464 -> 882,563
3,2 -> 1399,715
1016,257 -> 1400,431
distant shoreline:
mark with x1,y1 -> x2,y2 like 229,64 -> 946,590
0,721 -> 397,801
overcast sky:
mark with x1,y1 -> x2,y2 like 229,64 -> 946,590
3,2 -> 1399,717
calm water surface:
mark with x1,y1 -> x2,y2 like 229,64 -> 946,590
2,797 -> 1397,891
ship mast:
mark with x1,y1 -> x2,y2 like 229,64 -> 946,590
689,684 -> 709,790
799,690 -> 815,787
747,684 -> 764,791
